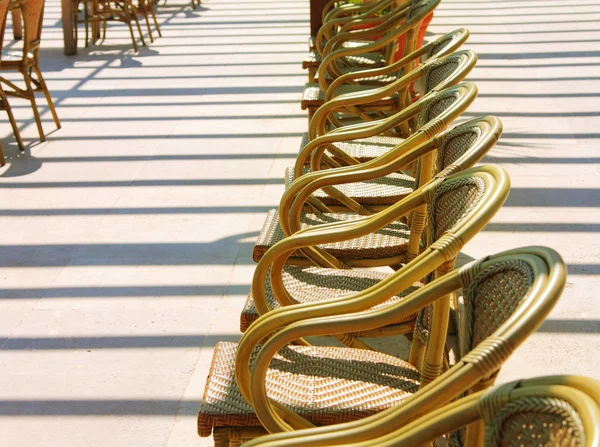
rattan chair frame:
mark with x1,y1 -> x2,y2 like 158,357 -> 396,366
321,28 -> 469,105
196,167 -> 511,444
234,245 -> 565,443
306,48 -> 477,151
316,0 -> 400,55
301,28 -> 470,126
298,82 -> 478,182
316,0 -> 440,91
248,85 -> 478,269
246,375 -> 600,447
239,117 -> 502,335
283,114 -> 501,237
265,84 -> 478,257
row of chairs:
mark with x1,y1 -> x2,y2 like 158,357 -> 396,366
196,0 -> 598,446
0,0 -> 61,166
72,0 -> 164,52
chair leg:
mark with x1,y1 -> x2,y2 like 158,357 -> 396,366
125,18 -> 138,52
150,5 -> 161,37
0,143 -> 5,166
23,70 -> 45,142
132,12 -> 146,46
73,3 -> 79,48
84,1 -> 90,47
213,428 -> 229,447
3,96 -> 25,151
144,13 -> 154,43
102,17 -> 107,40
32,66 -> 61,130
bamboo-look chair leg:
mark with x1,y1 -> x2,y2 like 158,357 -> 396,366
144,12 -> 154,43
150,5 -> 161,37
125,18 -> 138,52
23,69 -> 45,142
1,89 -> 25,150
84,0 -> 90,47
0,143 -> 5,166
102,16 -> 107,40
72,1 -> 79,48
32,66 -> 61,130
133,14 -> 146,46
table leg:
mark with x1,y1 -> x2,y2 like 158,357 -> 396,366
61,0 -> 77,55
310,0 -> 328,36
11,10 -> 22,40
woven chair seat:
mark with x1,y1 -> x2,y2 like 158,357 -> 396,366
299,132 -> 404,164
252,209 -> 410,262
197,342 -> 420,437
240,265 -> 422,331
301,82 -> 397,110
284,166 -> 416,207
303,48 -> 385,69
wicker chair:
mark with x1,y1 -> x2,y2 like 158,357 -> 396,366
298,81 -> 479,182
307,0 -> 439,85
239,117 -> 502,334
282,116 -> 502,215
245,375 -> 600,447
198,244 -> 566,446
92,0 -> 146,52
301,28 -> 470,124
304,0 -> 406,82
244,164 -> 507,339
300,49 -> 477,172
251,83 -> 477,268
0,0 -> 60,143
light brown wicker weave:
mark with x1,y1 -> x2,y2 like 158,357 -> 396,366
245,375 -> 600,447
198,245 -> 566,446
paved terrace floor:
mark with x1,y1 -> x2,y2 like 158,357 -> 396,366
0,0 -> 599,445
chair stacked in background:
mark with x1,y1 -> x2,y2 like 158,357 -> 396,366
72,0 -> 162,51
0,0 -> 61,166
196,1 -> 597,446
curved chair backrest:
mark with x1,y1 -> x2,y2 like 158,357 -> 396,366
319,49 -> 477,135
239,246 -> 567,443
425,28 -> 470,60
320,0 -> 412,57
283,116 -> 501,250
264,376 -> 600,447
322,28 -> 470,106
319,0 -> 440,83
